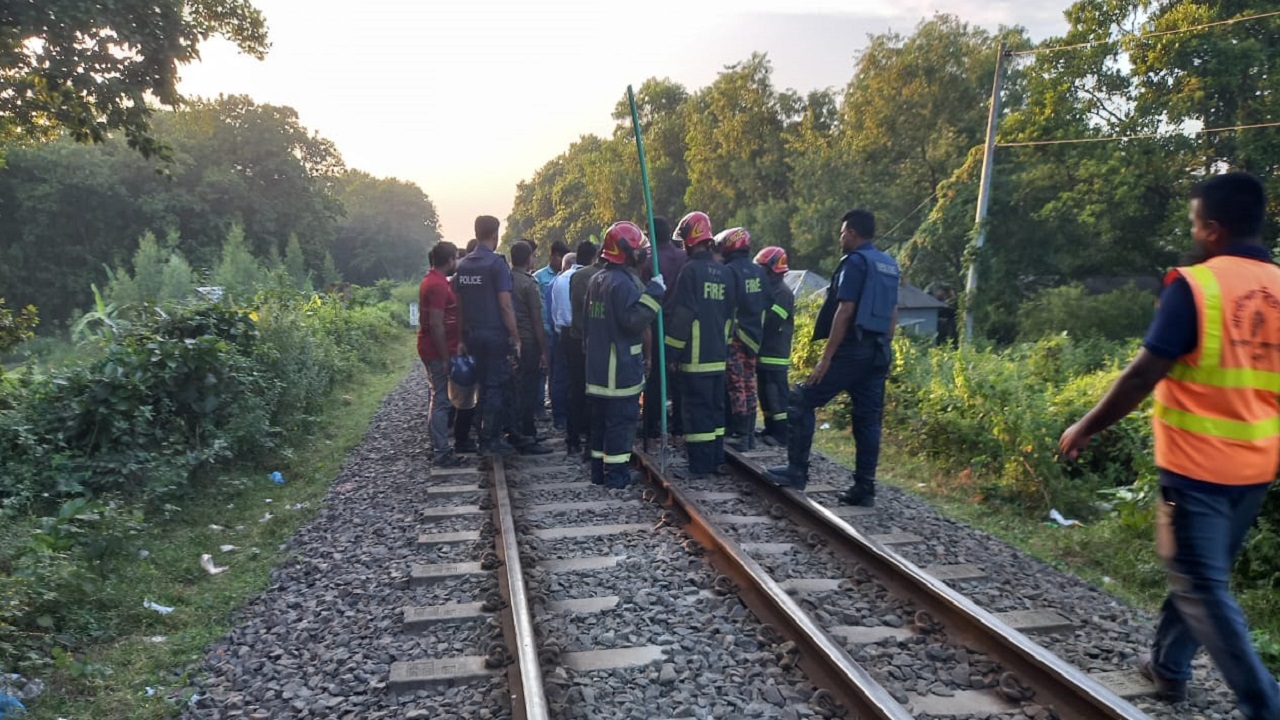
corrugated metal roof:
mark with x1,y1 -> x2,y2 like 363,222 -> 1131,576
784,270 -> 948,309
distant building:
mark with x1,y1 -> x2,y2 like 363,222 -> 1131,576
784,270 -> 949,338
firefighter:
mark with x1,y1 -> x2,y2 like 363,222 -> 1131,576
584,221 -> 665,488
753,246 -> 794,446
665,211 -> 737,478
717,227 -> 768,451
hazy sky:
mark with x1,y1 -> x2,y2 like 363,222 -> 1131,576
178,0 -> 1074,243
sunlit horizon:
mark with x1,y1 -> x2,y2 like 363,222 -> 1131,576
177,0 -> 1071,244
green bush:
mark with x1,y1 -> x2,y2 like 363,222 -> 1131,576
0,293 -> 397,511
1017,284 -> 1156,342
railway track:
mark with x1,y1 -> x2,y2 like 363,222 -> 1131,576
629,444 -> 1160,719
387,443 -> 1163,720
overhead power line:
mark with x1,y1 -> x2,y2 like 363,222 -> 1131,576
997,120 -> 1280,148
1010,9 -> 1280,57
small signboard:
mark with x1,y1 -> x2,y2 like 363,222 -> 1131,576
408,302 -> 420,328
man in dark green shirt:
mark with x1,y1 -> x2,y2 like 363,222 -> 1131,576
509,241 -> 551,452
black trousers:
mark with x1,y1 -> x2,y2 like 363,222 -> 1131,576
513,339 -> 541,438
590,395 -> 640,484
680,371 -> 725,474
566,334 -> 590,447
468,331 -> 513,447
757,367 -> 790,441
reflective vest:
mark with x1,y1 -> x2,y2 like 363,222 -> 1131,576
1153,255 -> 1280,485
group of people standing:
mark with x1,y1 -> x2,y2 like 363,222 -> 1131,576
416,207 -> 904,504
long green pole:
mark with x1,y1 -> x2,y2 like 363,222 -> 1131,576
627,85 -> 668,471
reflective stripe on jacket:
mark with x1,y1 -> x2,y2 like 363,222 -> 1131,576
1153,255 -> 1280,485
585,265 -> 662,398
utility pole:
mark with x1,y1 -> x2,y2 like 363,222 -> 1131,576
964,40 -> 1009,342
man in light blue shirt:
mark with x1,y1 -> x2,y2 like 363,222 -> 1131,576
533,240 -> 568,420
547,251 -> 579,429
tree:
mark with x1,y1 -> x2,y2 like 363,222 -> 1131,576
0,299 -> 38,354
213,224 -> 266,298
283,234 -> 311,290
1,0 -> 269,158
330,171 -> 442,285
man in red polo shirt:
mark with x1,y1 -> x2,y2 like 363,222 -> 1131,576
418,241 -> 463,467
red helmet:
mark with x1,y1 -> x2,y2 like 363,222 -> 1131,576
601,221 -> 650,265
675,211 -> 714,248
715,227 -> 751,255
754,246 -> 789,274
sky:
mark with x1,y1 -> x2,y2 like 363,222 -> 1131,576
177,0 -> 1075,243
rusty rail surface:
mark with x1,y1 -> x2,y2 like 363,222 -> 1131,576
634,448 -> 913,720
726,448 -> 1151,720
489,458 -> 550,720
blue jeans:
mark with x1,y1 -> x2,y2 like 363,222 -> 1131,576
787,335 -> 890,480
424,359 -> 451,460
1153,483 -> 1280,720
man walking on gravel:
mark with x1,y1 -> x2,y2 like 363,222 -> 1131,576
765,209 -> 898,501
584,222 -> 664,487
1060,172 -> 1280,720
418,241 -> 463,468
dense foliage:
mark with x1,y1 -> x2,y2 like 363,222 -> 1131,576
1,0 -> 268,158
0,289 -> 401,674
0,95 -> 443,327
507,1 -> 1279,341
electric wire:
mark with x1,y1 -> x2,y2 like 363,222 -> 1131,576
997,120 -> 1280,148
1009,9 -> 1280,57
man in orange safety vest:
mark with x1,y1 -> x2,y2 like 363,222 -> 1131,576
1060,171 -> 1280,719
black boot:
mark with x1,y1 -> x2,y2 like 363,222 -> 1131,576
838,478 -> 875,507
728,414 -> 751,452
763,464 -> 808,490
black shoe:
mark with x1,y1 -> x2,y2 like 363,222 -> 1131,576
764,464 -> 807,490
434,452 -> 464,468
758,434 -> 780,448
566,442 -> 582,456
455,440 -> 479,454
519,442 -> 553,456
1139,654 -> 1188,703
479,439 -> 518,458
605,469 -> 643,489
837,482 -> 875,507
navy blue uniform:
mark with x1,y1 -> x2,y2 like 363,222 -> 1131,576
665,248 -> 737,474
757,272 -> 795,443
723,252 -> 769,447
585,265 -> 662,486
788,244 -> 899,489
455,245 -> 516,451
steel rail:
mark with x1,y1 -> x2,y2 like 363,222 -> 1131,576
633,448 -> 913,720
489,458 -> 551,720
726,448 -> 1151,720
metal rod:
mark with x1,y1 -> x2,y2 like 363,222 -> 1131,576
627,84 -> 668,473
964,40 -> 1009,342
491,458 -> 550,720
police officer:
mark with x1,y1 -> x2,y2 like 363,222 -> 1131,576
584,222 -> 665,488
665,211 -> 736,478
766,210 -> 898,503
717,227 -> 768,451
455,215 -> 525,458
753,246 -> 795,446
